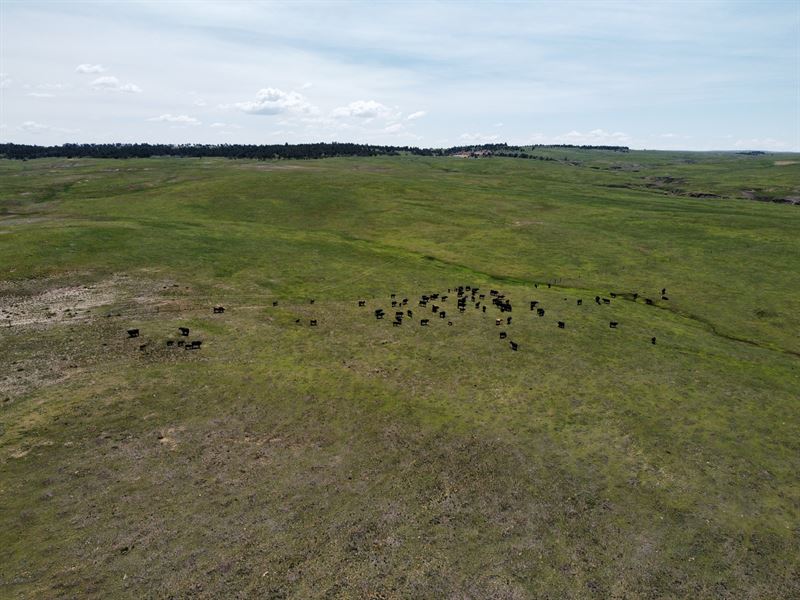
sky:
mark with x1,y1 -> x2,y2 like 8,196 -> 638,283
1,0 -> 798,151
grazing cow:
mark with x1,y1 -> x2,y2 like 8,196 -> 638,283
310,299 -> 315,304
610,293 -> 617,299
421,319 -> 430,326
466,286 -> 471,291
448,321 -> 453,326
439,311 -> 446,319
391,293 -> 396,298
507,316 -> 512,325
177,340 -> 185,347
558,321 -> 565,329
495,318 -> 502,326
402,298 -> 408,305
392,320 -> 401,327
295,319 -> 301,324
595,296 -> 601,305
431,293 -> 440,300
530,301 -> 539,310
482,306 -> 486,313
651,337 -> 657,345
490,290 -> 498,296
603,298 -> 611,305
510,341 -> 518,351
633,293 -> 639,300
166,340 -> 174,347
358,300 -> 366,307
375,309 -> 385,319
661,288 -> 666,296
213,306 -> 225,314
475,302 -> 480,309
441,295 -> 448,302
661,295 -> 669,301
310,319 -> 318,326
189,340 -> 202,350
431,305 -> 439,313
179,327 -> 189,336
396,311 -> 404,318
391,301 -> 398,307
537,308 -> 545,317
459,307 -> 466,313
407,310 -> 413,318
610,321 -> 618,329
534,283 -> 538,288
127,328 -> 140,338
577,299 -> 582,306
500,331 -> 507,339
273,301 -> 278,307
547,283 -> 551,288
645,298 -> 654,306
139,343 -> 148,351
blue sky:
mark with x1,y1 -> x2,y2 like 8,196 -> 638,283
1,0 -> 798,150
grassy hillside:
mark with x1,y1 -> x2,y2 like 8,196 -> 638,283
1,151 -> 799,598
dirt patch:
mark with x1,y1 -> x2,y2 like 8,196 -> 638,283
774,161 -> 798,166
511,220 -> 544,227
0,283 -> 117,327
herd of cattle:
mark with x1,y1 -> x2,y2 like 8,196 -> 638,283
125,288 -> 667,353
361,284 -> 665,351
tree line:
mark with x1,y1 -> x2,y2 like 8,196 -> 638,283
0,141 -> 629,161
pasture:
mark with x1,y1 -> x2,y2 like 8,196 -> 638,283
1,151 -> 799,598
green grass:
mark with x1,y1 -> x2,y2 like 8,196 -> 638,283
1,152 -> 799,598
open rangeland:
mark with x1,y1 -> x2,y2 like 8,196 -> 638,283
1,151 -> 799,598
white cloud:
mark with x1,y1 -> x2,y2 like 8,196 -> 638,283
536,128 -> 632,145
90,76 -> 142,93
733,137 -> 788,151
383,123 -> 403,133
459,132 -> 500,143
229,87 -> 317,116
406,110 -> 427,121
27,92 -> 55,98
76,63 -> 106,74
331,100 -> 398,120
0,73 -> 11,89
148,114 -> 201,125
20,121 -> 49,132
210,122 -> 241,129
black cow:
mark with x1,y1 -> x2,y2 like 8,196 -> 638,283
661,295 -> 669,301
537,308 -> 545,317
603,298 -> 611,305
391,293 -> 396,298
375,309 -> 385,319
177,340 -> 185,347
273,300 -> 278,306
610,321 -> 618,329
577,299 -> 582,306
139,343 -> 148,351
310,299 -> 315,304
558,321 -> 565,329
651,337 -> 657,345
439,311 -> 446,319
448,321 -> 453,326
495,318 -> 502,326
407,310 -> 413,317
661,288 -> 666,296
507,316 -> 512,325
530,301 -> 539,310
500,331 -> 507,339
441,295 -> 448,302
459,306 -> 466,313
509,341 -> 518,351
431,304 -> 439,313
421,319 -> 429,326
482,306 -> 486,313
610,293 -> 617,299
595,296 -> 601,305
392,320 -> 401,327
189,340 -> 202,350
402,298 -> 408,305
633,293 -> 639,300
166,340 -> 174,347
645,298 -> 654,306
213,306 -> 225,314
179,327 -> 189,336
127,328 -> 139,338
358,300 -> 366,307
391,300 -> 398,307
295,319 -> 301,324
310,319 -> 318,326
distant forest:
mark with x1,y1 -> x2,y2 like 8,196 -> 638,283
0,142 -> 630,160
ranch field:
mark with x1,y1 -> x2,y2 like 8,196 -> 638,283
1,150 -> 799,598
